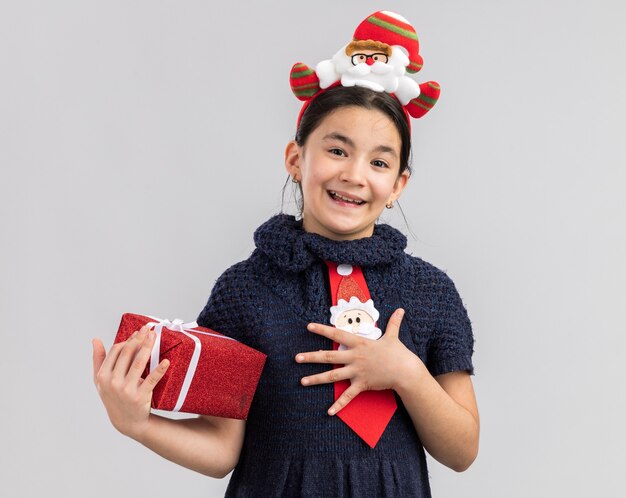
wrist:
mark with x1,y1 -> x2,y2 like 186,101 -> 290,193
392,350 -> 427,396
125,413 -> 156,443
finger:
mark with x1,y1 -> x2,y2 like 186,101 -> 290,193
383,308 -> 405,340
328,383 -> 362,415
139,358 -> 170,395
98,335 -> 131,376
92,338 -> 106,385
307,322 -> 359,348
300,366 -> 352,387
127,329 -> 157,382
295,349 -> 347,365
112,326 -> 150,379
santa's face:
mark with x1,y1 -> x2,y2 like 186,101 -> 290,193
333,44 -> 409,93
349,50 -> 389,67
335,309 -> 375,333
285,106 -> 408,241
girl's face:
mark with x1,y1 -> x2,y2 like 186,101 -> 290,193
285,106 -> 409,241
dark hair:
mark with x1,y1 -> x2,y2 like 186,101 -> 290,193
295,85 -> 412,175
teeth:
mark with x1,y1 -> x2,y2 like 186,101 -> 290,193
330,191 -> 364,205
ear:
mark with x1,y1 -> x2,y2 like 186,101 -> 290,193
388,170 -> 410,204
284,140 -> 302,181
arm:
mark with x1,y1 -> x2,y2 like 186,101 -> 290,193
296,309 -> 479,472
92,326 -> 245,478
133,414 -> 245,478
393,354 -> 479,472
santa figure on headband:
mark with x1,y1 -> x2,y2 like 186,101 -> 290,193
290,10 -> 440,119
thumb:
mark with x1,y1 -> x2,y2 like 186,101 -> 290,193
383,308 -> 405,340
92,338 -> 106,385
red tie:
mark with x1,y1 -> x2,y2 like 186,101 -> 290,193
325,261 -> 397,448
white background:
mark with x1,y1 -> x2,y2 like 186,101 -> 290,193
1,1 -> 625,496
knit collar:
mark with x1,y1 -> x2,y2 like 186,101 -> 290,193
254,214 -> 407,273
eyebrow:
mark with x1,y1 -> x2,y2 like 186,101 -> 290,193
322,132 -> 398,158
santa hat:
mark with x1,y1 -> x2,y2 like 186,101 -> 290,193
328,264 -> 381,325
351,10 -> 424,74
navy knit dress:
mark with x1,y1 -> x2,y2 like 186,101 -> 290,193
197,214 -> 474,498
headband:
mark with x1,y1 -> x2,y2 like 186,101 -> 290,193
290,10 -> 441,129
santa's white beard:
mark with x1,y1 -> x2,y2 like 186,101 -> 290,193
336,322 -> 382,351
317,45 -> 420,104
342,62 -> 398,93
348,60 -> 393,76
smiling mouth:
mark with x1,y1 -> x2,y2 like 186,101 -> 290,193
328,191 -> 366,205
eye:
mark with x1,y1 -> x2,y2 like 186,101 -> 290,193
329,148 -> 346,157
371,159 -> 389,169
348,318 -> 353,324
356,317 -> 361,323
372,53 -> 389,63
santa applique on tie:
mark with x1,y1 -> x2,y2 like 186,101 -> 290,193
326,261 -> 397,448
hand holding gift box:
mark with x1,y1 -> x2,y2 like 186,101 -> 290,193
113,313 -> 266,420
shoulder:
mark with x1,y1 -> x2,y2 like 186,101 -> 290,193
196,250 -> 274,345
396,252 -> 462,299
210,249 -> 273,294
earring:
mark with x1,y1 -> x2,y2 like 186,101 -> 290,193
385,201 -> 394,209
292,177 -> 300,184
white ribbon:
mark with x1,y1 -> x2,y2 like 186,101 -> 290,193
145,316 -> 234,413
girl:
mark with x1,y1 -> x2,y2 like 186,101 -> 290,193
93,11 -> 478,497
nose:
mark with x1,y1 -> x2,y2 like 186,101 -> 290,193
338,157 -> 366,186
365,57 -> 375,66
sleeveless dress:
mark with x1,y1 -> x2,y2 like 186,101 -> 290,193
197,214 -> 474,498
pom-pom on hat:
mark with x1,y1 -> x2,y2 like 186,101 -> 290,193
289,10 -> 440,128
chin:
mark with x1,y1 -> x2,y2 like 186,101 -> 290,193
303,209 -> 378,241
325,222 -> 375,240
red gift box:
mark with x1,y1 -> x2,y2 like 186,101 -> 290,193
114,313 -> 266,419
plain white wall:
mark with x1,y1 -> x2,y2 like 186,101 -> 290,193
1,1 -> 625,496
